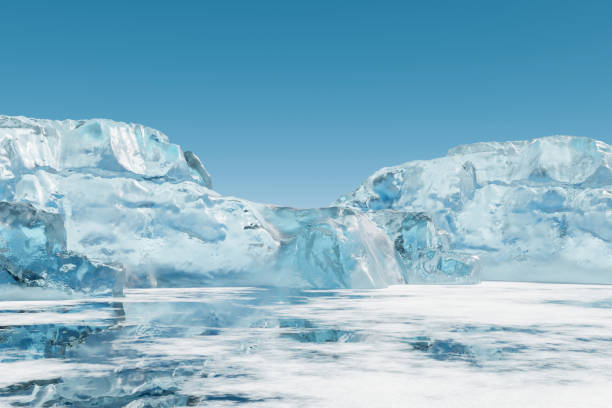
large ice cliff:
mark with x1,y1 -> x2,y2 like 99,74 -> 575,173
336,136 -> 612,283
0,116 -> 477,292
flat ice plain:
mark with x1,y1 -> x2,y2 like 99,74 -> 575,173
1,282 -> 611,407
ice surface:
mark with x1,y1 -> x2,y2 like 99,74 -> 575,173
1,283 -> 611,407
0,116 -> 476,290
336,136 -> 612,283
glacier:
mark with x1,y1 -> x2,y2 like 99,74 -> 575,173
336,136 -> 612,283
0,115 -> 477,293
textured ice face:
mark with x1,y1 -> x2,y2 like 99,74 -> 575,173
0,115 -> 211,187
0,115 -> 477,290
0,202 -> 123,295
336,135 -> 612,283
366,210 -> 479,284
259,206 -> 405,288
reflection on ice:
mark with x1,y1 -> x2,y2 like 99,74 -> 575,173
281,329 -> 363,343
1,282 -> 612,407
408,337 -> 475,362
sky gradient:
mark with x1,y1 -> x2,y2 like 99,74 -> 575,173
2,1 -> 611,207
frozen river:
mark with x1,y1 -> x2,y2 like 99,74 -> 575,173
1,282 -> 611,407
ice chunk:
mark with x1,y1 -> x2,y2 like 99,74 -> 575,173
0,115 -> 208,185
259,206 -> 406,288
0,201 -> 123,295
336,135 -> 612,283
366,210 -> 479,284
183,151 -> 212,188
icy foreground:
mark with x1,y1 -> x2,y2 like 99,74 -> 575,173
0,116 -> 476,292
337,136 -> 612,283
1,283 -> 611,407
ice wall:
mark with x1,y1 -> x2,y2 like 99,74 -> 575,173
0,115 -> 477,291
336,136 -> 612,283
0,201 -> 123,295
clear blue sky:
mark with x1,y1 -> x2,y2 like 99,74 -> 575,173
2,1 -> 611,207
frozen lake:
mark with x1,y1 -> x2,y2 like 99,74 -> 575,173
1,282 -> 611,407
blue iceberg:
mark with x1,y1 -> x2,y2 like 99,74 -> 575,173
336,135 -> 612,283
0,115 -> 478,293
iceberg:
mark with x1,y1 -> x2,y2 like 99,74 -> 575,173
0,115 -> 476,292
336,136 -> 612,283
